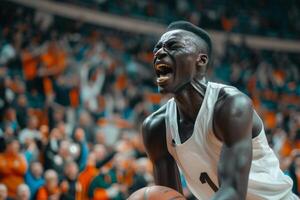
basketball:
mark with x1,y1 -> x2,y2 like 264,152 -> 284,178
127,185 -> 186,200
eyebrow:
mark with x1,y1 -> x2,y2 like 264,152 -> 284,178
154,37 -> 182,49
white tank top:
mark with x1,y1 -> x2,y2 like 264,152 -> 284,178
165,82 -> 297,200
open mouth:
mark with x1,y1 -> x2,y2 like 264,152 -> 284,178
155,63 -> 173,85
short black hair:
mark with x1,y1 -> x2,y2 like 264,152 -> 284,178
167,21 -> 212,57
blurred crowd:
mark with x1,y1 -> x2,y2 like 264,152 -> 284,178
0,1 -> 300,200
57,0 -> 300,39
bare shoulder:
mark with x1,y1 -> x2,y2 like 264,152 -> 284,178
213,86 -> 253,143
215,86 -> 252,114
142,104 -> 167,135
216,86 -> 262,137
142,104 -> 169,161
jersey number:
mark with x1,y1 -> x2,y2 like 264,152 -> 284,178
199,172 -> 218,192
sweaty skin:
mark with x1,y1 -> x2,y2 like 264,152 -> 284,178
142,30 -> 261,200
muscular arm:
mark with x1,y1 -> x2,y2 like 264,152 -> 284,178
212,93 -> 253,200
142,111 -> 183,193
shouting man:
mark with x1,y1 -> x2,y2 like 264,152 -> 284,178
142,21 -> 297,200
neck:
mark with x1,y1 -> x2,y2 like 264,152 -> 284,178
5,151 -> 18,156
174,77 -> 207,122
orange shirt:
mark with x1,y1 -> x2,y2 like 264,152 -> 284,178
40,49 -> 66,73
0,153 -> 27,198
93,188 -> 109,200
115,74 -> 127,91
40,47 -> 66,95
280,138 -> 300,158
78,165 -> 98,200
21,50 -> 38,80
36,186 -> 60,200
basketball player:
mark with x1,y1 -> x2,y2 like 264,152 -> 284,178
142,21 -> 298,200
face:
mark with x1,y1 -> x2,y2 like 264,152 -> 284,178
17,95 -> 27,107
93,144 -> 107,162
45,173 -> 58,191
28,116 -> 38,129
31,162 -> 43,178
153,30 -> 200,93
0,184 -> 7,199
7,140 -> 20,155
17,185 -> 30,200
65,163 -> 78,180
87,152 -> 96,166
59,141 -> 70,158
295,156 -> 300,168
74,128 -> 85,141
6,108 -> 16,121
114,154 -> 132,173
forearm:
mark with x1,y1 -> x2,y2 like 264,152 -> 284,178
78,142 -> 89,171
214,139 -> 252,200
212,185 -> 239,200
153,158 -> 183,193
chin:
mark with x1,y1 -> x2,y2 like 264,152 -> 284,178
157,85 -> 174,94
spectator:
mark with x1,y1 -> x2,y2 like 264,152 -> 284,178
19,115 -> 41,145
36,169 -> 60,200
128,158 -> 152,194
294,155 -> 300,194
44,128 -> 61,170
88,153 -> 132,200
60,161 -> 82,200
287,150 -> 300,195
0,137 -> 27,199
73,127 -> 89,171
80,64 -> 105,113
39,40 -> 66,99
1,107 -> 19,136
78,153 -> 98,200
50,140 -> 72,177
77,111 -> 95,144
24,161 -> 45,200
0,184 -> 8,200
15,94 -> 29,129
16,184 -> 30,200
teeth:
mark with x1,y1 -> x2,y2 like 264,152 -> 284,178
157,76 -> 169,83
157,74 -> 171,84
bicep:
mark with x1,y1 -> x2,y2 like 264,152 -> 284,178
142,117 -> 182,193
214,93 -> 253,144
152,155 -> 182,193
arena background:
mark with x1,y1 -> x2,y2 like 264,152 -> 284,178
0,0 -> 299,199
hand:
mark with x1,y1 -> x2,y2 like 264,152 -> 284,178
74,128 -> 85,142
107,184 -> 119,198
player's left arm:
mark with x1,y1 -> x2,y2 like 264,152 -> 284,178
212,93 -> 253,200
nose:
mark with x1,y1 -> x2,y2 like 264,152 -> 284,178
154,47 -> 167,60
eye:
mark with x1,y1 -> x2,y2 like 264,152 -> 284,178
167,41 -> 181,50
153,43 -> 162,53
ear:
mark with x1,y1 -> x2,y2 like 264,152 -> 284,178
197,53 -> 209,67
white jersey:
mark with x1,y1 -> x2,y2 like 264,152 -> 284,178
165,82 -> 298,200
